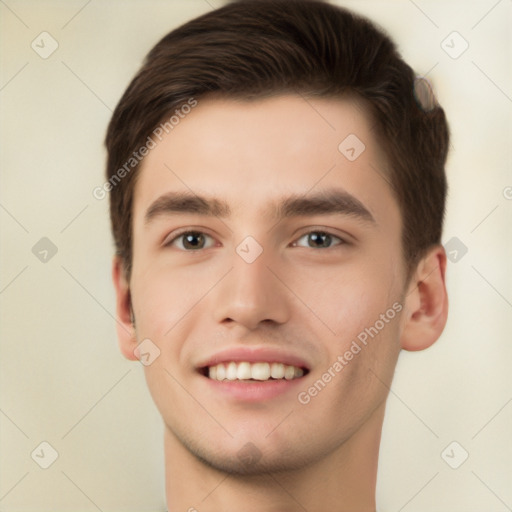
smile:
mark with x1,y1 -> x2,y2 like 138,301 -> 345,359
207,361 -> 306,381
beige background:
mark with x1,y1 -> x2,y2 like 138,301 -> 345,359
1,0 -> 511,510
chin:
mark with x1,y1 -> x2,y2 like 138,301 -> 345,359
174,429 -> 337,477
193,448 -> 313,476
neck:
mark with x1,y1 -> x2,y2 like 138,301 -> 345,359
164,402 -> 385,512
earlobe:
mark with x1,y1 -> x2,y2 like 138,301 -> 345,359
112,257 -> 139,361
400,245 -> 449,352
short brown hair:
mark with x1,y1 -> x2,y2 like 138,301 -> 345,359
105,0 -> 449,279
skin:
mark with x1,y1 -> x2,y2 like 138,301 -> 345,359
112,95 -> 448,512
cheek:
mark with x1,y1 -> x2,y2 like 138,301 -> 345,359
130,262 -> 224,383
288,254 -> 403,343
300,305 -> 402,435
131,261 -> 210,336
130,267 -> 196,419
132,277 -> 176,337
321,264 -> 403,414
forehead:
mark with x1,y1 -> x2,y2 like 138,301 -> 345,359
133,94 -> 399,229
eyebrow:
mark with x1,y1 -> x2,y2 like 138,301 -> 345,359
144,189 -> 375,225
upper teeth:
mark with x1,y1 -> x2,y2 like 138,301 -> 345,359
208,362 -> 304,381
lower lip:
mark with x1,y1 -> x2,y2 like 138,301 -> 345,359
201,374 -> 306,402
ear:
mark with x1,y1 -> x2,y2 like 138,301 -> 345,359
400,245 -> 449,351
112,256 -> 139,361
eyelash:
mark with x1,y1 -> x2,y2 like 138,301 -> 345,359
163,228 -> 347,251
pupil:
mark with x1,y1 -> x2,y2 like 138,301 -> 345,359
310,232 -> 330,248
184,232 -> 203,249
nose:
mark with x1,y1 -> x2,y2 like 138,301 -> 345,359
212,246 -> 291,331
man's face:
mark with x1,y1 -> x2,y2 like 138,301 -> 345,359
127,95 -> 408,473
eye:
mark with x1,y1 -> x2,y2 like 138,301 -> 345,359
164,230 -> 216,251
293,230 -> 345,249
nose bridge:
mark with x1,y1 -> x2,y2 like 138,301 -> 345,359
212,239 -> 290,329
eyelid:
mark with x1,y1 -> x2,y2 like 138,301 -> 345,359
292,229 -> 347,248
162,228 -> 216,249
294,223 -> 352,240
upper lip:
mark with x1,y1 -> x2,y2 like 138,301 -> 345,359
197,347 -> 311,371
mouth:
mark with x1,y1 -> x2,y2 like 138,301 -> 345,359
200,361 -> 309,382
196,347 -> 311,401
